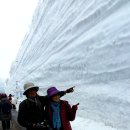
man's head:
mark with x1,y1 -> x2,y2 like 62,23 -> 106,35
23,82 -> 39,97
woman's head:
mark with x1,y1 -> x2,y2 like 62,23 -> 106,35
0,93 -> 7,98
47,87 -> 60,102
51,94 -> 60,102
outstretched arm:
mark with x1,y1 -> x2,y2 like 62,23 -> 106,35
65,86 -> 75,93
59,86 -> 75,97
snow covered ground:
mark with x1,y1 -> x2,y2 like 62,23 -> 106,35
71,117 -> 117,130
6,0 -> 130,130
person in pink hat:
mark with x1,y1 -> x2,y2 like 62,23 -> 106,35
45,86 -> 79,130
0,93 -> 12,130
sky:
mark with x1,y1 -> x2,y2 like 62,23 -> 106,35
0,0 -> 38,80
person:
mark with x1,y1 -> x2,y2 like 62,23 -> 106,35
45,86 -> 79,130
17,82 -> 74,130
0,93 -> 12,130
8,94 -> 12,101
8,94 -> 16,109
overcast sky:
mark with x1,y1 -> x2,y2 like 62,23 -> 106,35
0,0 -> 38,80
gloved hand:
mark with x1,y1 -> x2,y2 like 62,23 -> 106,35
35,122 -> 46,129
72,103 -> 79,110
66,86 -> 75,93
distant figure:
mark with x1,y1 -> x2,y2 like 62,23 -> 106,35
8,94 -> 16,109
8,94 -> 12,101
17,82 -> 74,130
0,93 -> 12,130
45,87 -> 79,130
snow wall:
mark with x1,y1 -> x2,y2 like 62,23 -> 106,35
7,0 -> 130,129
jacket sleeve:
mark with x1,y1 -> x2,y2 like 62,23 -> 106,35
65,101 -> 77,121
17,101 -> 33,128
59,91 -> 66,97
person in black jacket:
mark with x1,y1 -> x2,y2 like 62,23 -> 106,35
0,93 -> 12,130
8,94 -> 16,109
17,82 -> 74,130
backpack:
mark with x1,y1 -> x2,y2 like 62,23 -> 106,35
1,101 -> 11,114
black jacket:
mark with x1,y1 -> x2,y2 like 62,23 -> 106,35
17,95 -> 47,130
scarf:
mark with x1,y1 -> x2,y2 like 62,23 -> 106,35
51,102 -> 61,130
27,96 -> 41,110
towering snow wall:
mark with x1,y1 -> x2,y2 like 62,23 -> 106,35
7,0 -> 130,129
